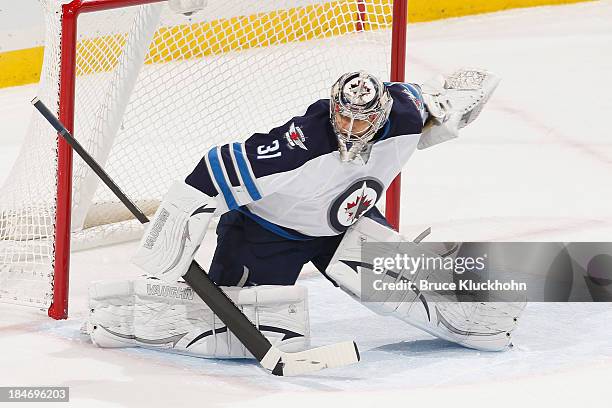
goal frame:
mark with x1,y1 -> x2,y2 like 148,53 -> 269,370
49,0 -> 408,319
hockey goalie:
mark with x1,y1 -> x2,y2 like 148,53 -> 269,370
85,67 -> 526,360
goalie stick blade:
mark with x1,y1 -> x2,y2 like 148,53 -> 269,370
264,341 -> 360,376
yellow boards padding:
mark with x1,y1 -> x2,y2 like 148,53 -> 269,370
407,0 -> 591,22
0,47 -> 44,88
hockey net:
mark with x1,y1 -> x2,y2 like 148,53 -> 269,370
0,0 -> 404,318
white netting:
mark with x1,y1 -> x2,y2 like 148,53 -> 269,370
0,0 -> 395,310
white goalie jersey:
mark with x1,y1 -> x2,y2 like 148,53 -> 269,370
185,82 -> 427,239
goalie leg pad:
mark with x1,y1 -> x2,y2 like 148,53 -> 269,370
131,180 -> 216,282
326,217 -> 525,351
86,278 -> 310,358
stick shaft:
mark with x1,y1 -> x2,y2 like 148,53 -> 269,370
32,97 -> 149,224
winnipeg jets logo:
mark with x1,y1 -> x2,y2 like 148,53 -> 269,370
284,122 -> 307,150
403,89 -> 423,110
401,85 -> 425,114
344,182 -> 373,223
328,178 -> 383,233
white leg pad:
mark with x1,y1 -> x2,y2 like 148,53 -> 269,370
326,217 -> 525,351
86,278 -> 310,358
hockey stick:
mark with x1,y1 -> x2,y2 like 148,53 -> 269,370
32,97 -> 360,376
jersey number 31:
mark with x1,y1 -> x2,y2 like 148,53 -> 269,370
257,140 -> 281,160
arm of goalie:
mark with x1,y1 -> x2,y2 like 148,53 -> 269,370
325,217 -> 525,351
417,68 -> 500,150
131,180 -> 223,283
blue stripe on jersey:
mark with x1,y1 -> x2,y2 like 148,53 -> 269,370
220,144 -> 240,187
232,142 -> 262,201
208,147 -> 239,210
185,156 -> 220,198
237,207 -> 314,241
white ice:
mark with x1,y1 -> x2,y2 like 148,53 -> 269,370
1,2 -> 612,407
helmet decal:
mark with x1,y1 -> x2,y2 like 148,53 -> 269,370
330,71 -> 393,163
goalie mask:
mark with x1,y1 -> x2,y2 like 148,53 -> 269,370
330,71 -> 393,162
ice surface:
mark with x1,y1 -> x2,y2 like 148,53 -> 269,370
1,1 -> 612,407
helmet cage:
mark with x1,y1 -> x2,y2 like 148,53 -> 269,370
330,71 -> 393,161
